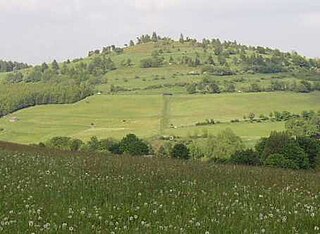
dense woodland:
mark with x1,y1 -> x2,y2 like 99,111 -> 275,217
0,83 -> 93,117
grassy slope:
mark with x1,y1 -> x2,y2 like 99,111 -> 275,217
85,41 -> 305,94
0,142 -> 319,233
0,92 -> 319,144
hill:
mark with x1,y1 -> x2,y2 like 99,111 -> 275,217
0,141 -> 319,232
1,33 -> 320,117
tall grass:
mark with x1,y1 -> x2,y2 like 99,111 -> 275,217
0,142 -> 319,233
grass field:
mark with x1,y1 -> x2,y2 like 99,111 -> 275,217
0,92 -> 319,144
0,142 -> 319,233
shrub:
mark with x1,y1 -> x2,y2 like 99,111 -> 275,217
155,142 -> 172,158
189,141 -> 205,160
109,143 -> 123,154
47,137 -> 72,150
70,139 -> 84,151
170,143 -> 190,160
119,134 -> 149,156
256,131 -> 293,160
213,128 -> 245,159
256,132 -> 310,169
230,149 -> 261,166
87,136 -> 101,151
264,153 -> 296,169
282,142 -> 310,169
296,136 -> 320,169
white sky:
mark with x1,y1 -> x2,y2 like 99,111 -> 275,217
0,0 -> 319,64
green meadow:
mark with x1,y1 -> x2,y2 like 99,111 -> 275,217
0,91 -> 319,144
0,142 -> 319,233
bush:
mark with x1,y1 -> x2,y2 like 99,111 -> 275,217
255,131 -> 313,169
296,136 -> 320,169
282,142 -> 310,169
47,137 -> 72,150
109,143 -> 123,154
170,143 -> 190,160
87,136 -> 101,151
230,149 -> 261,166
119,134 -> 149,156
256,131 -> 293,160
70,139 -> 84,151
264,153 -> 296,169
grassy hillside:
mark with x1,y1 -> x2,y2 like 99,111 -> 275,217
0,92 -> 319,144
0,142 -> 319,233
0,34 -> 319,145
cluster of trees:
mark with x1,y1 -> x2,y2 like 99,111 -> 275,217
0,60 -> 30,72
88,45 -> 123,57
186,77 -> 320,94
286,112 -> 320,137
140,51 -> 165,68
0,83 -> 93,117
5,56 -> 117,85
231,132 -> 320,170
242,110 -> 304,123
43,134 -> 150,156
187,128 -> 245,160
87,56 -> 116,76
43,133 -> 194,160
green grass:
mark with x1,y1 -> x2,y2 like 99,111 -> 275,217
0,142 -> 319,233
0,92 -> 320,144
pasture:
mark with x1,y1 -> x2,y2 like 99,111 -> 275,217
0,142 -> 319,233
0,92 -> 319,144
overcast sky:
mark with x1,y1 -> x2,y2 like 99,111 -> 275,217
0,0 -> 319,64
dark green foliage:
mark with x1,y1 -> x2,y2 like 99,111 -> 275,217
255,131 -> 312,170
0,83 -> 93,117
5,72 -> 23,83
108,142 -> 123,154
296,136 -> 320,169
281,142 -> 310,169
119,134 -> 149,156
87,56 -> 116,75
264,153 -> 296,169
70,139 -> 84,151
201,65 -> 235,76
140,57 -> 164,68
186,83 -> 197,94
47,137 -> 73,150
256,131 -> 293,160
0,60 -> 30,72
286,115 -> 320,137
230,149 -> 261,166
207,82 -> 221,93
52,60 -> 60,71
170,143 -> 190,160
87,136 -> 101,151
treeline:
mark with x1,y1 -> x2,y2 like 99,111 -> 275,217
186,77 -> 320,94
39,115 -> 320,171
5,57 -> 116,85
0,60 -> 30,73
0,83 -> 93,117
39,130 -> 320,171
40,134 -> 150,156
